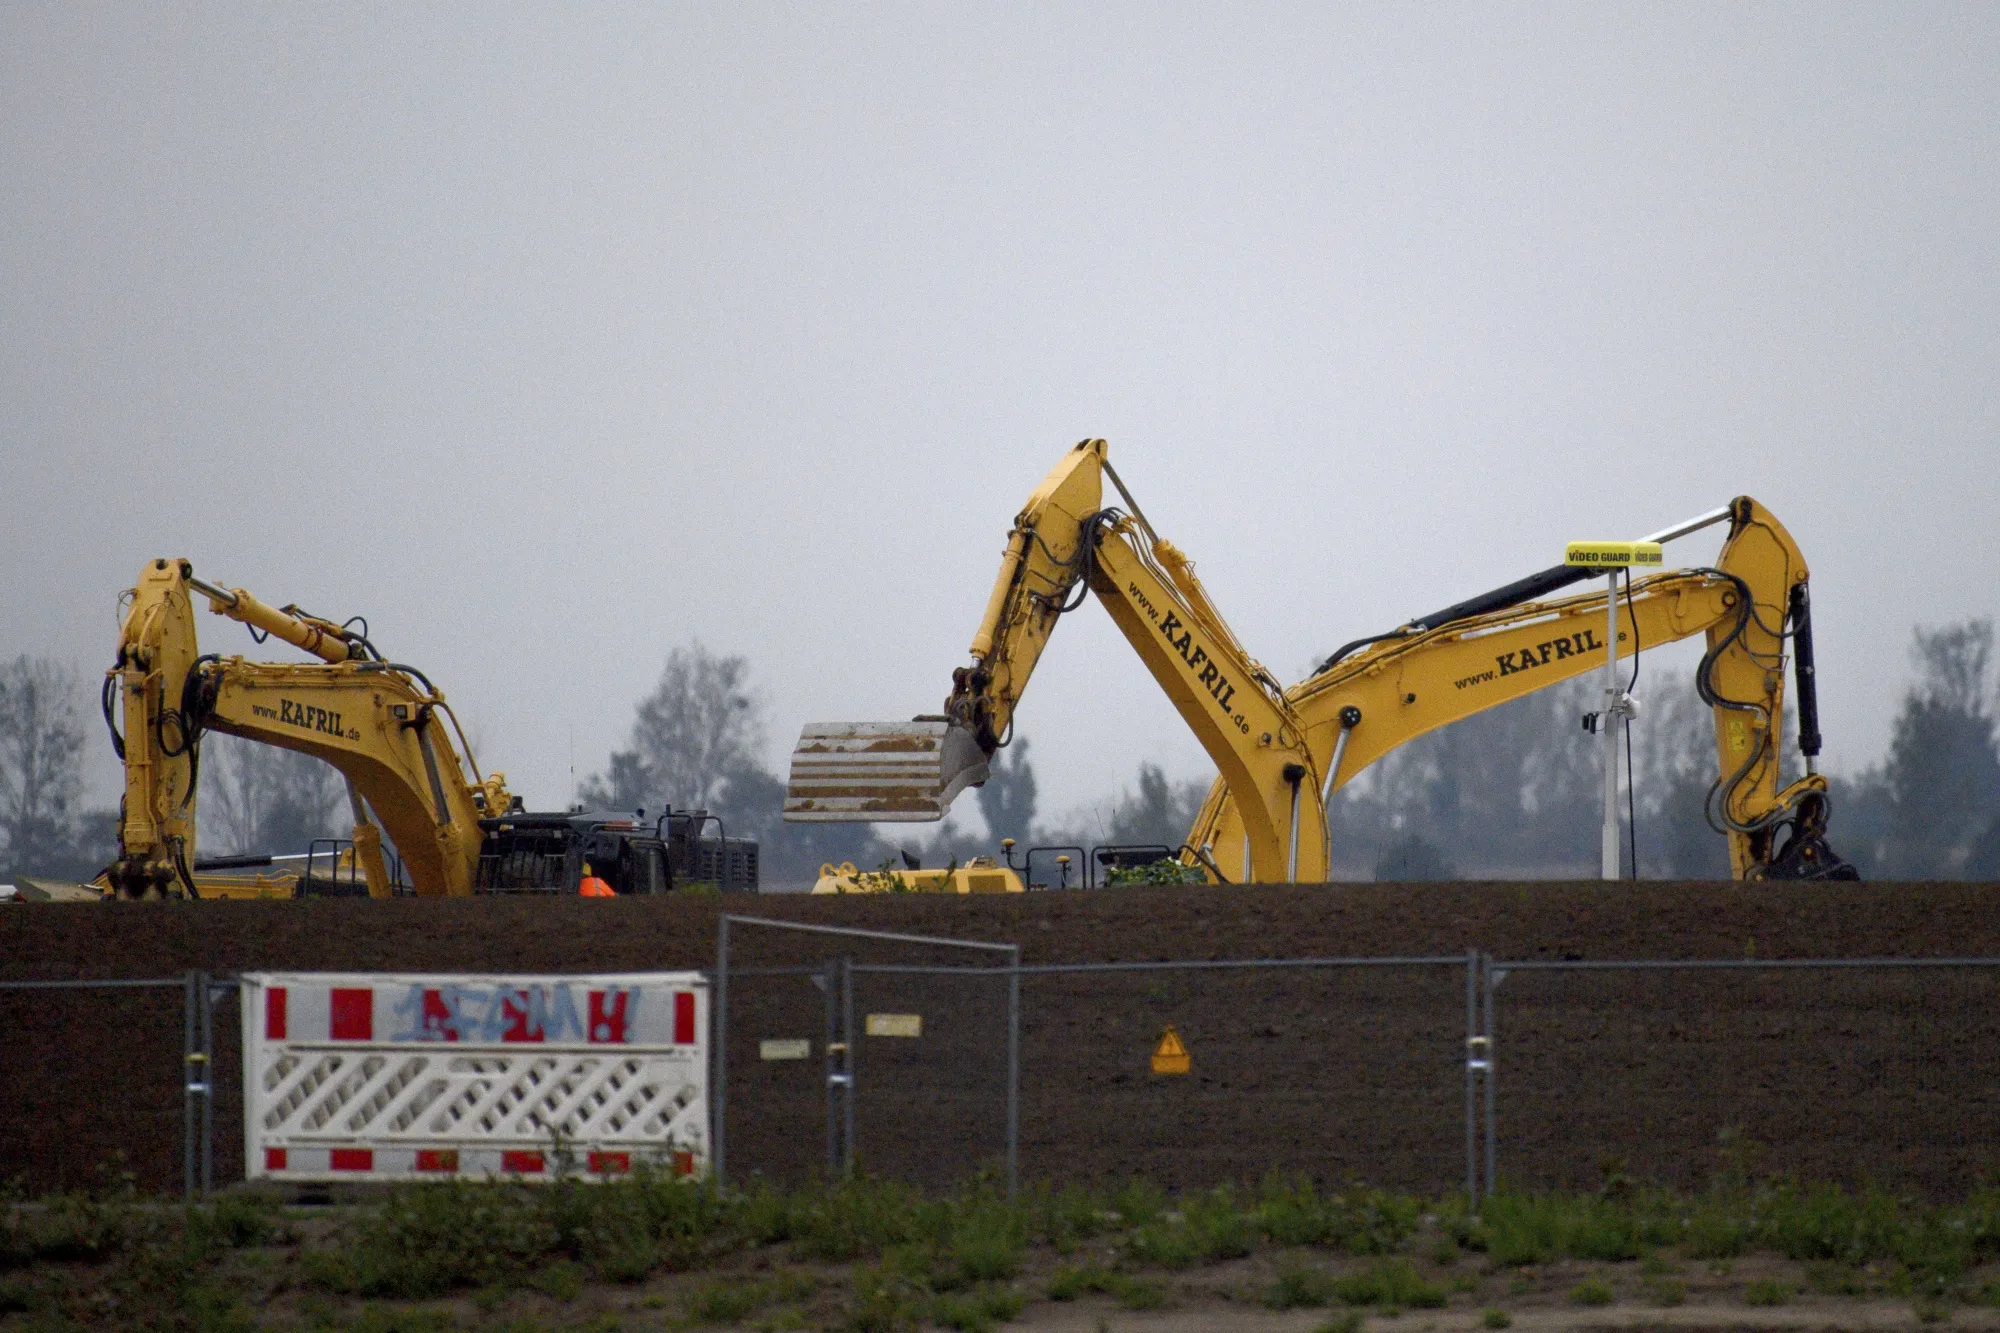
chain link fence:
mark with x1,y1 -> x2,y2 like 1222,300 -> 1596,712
1478,957 -> 2000,1198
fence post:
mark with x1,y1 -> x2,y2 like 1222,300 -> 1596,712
1006,946 -> 1021,1201
840,955 -> 856,1179
199,971 -> 217,1198
1483,955 -> 1500,1198
713,914 -> 730,1190
1463,953 -> 1480,1209
823,958 -> 842,1180
181,972 -> 203,1201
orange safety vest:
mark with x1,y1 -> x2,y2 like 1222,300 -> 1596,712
578,874 -> 616,898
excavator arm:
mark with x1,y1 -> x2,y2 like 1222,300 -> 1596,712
785,439 -> 1330,880
785,441 -> 1854,884
106,558 -> 511,898
1188,497 -> 1855,880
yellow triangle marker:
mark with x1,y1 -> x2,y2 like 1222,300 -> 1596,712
1151,1024 -> 1191,1075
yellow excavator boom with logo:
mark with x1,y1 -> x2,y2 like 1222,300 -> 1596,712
102,558 -> 747,899
783,439 -> 1855,882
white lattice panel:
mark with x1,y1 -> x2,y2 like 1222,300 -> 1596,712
241,972 -> 707,1182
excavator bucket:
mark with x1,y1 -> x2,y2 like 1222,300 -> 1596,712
782,719 -> 990,822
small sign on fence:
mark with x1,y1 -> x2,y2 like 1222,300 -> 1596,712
1151,1025 -> 1191,1075
865,1013 -> 923,1038
760,1038 -> 811,1060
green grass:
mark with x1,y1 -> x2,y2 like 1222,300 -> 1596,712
28,1167 -> 2000,1330
1265,1261 -> 1337,1309
1643,1276 -> 1687,1307
685,1277 -> 765,1324
1481,1308 -> 1512,1329
1332,1260 -> 1448,1309
1569,1277 -> 1615,1306
1745,1277 -> 1793,1306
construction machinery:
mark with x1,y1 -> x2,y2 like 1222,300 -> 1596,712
810,858 -> 1024,894
784,439 -> 1855,882
101,558 -> 756,899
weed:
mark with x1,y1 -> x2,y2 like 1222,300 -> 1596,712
1312,1314 -> 1365,1333
1481,1193 -> 1642,1266
527,1260 -> 584,1301
686,1278 -> 765,1324
1112,1264 -> 1168,1304
0,1275 -> 38,1314
1046,1262 -> 1143,1306
794,1177 -> 938,1264
1045,1264 -> 1098,1301
1639,1250 -> 1679,1277
1682,1201 -> 1750,1259
845,1260 -> 929,1331
1745,1278 -> 1792,1306
595,1236 -> 657,1284
1915,1296 -> 1954,1324
1568,1277 -> 1614,1307
1430,1237 -> 1459,1266
930,1285 -> 1024,1332
1257,1176 -> 1336,1246
1481,1308 -> 1511,1329
1807,1260 -> 1867,1295
345,1306 -> 457,1333
1505,1275 -> 1530,1296
945,1205 -> 1025,1285
1333,1261 -> 1447,1309
1643,1277 -> 1686,1307
1264,1261 -> 1336,1309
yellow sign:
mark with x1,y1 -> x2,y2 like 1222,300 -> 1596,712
1151,1025 -> 1191,1075
1564,541 -> 1664,569
865,1013 -> 923,1038
759,1039 -> 810,1061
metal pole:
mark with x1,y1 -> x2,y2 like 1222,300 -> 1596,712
1600,572 -> 1621,880
200,973 -> 216,1198
1463,954 -> 1477,1209
713,914 -> 729,1189
840,955 -> 856,1179
824,959 -> 840,1180
1483,956 -> 1499,1196
182,973 -> 198,1201
1006,947 -> 1021,1201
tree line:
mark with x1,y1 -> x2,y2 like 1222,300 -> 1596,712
2,619 -> 1995,886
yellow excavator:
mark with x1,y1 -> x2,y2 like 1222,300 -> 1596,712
784,439 -> 1855,882
102,558 -> 756,899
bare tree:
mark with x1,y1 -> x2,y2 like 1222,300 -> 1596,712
198,734 -> 347,856
583,642 -> 764,814
0,655 -> 89,879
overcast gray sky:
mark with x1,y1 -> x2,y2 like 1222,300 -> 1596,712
4,5 -> 1996,833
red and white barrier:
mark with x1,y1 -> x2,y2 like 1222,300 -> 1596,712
240,972 -> 708,1183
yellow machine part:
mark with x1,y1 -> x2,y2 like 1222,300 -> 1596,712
811,859 -> 1025,895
